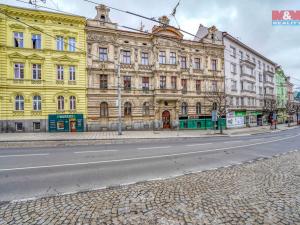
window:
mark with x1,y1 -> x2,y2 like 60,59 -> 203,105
180,56 -> 187,69
239,51 -> 243,60
100,75 -> 108,89
258,61 -> 261,69
143,102 -> 150,116
196,80 -> 201,93
211,59 -> 217,71
57,96 -> 64,110
259,73 -> 262,82
99,48 -> 108,61
212,81 -> 217,92
70,96 -> 76,110
69,66 -> 76,81
14,63 -> 24,79
231,80 -> 237,91
194,58 -> 201,69
160,76 -> 166,89
170,52 -> 176,64
14,32 -> 23,48
171,76 -> 177,89
33,122 -> 40,131
124,76 -> 131,90
33,95 -> 41,111
100,102 -> 109,117
241,97 -> 244,106
32,34 -> 41,49
68,37 -> 76,52
246,54 -> 250,60
142,77 -> 149,91
15,95 -> 24,111
181,102 -> 188,115
15,122 -> 23,132
230,63 -> 236,74
141,52 -> 149,65
32,64 -> 41,80
230,97 -> 233,106
230,46 -> 236,58
56,36 -> 64,51
252,57 -> 256,64
241,81 -> 244,90
181,79 -> 187,94
57,65 -> 64,80
196,102 -> 201,115
159,51 -> 166,64
124,102 -> 132,116
122,50 -> 131,64
259,87 -> 263,94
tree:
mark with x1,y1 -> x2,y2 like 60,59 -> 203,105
205,73 -> 229,134
263,97 -> 278,129
285,100 -> 295,127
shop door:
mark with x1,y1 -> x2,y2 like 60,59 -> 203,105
70,120 -> 77,132
162,110 -> 171,129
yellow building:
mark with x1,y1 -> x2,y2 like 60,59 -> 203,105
0,4 -> 87,132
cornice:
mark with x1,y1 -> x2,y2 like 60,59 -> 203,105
51,55 -> 79,62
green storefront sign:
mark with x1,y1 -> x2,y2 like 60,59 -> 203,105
234,111 -> 246,117
48,114 -> 84,132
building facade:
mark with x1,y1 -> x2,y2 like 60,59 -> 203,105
222,33 -> 277,128
0,4 -> 87,132
275,67 -> 288,123
86,5 -> 225,131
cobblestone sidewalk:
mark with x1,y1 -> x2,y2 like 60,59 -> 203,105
0,152 -> 299,225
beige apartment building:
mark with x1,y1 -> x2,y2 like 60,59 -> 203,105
86,5 -> 225,131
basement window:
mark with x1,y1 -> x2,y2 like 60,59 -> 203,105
33,122 -> 41,131
15,122 -> 23,132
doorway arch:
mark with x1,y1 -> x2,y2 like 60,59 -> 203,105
162,110 -> 171,129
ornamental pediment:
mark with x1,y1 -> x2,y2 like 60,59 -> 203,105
52,29 -> 78,36
27,54 -> 45,60
152,26 -> 183,40
28,26 -> 43,32
9,23 -> 26,30
8,52 -> 26,59
52,55 -> 79,62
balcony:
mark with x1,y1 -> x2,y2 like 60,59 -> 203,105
240,59 -> 256,68
120,63 -> 134,69
263,70 -> 275,77
159,64 -> 177,70
241,89 -> 256,94
193,69 -> 204,74
138,64 -> 153,70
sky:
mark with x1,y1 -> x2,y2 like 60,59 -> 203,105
2,0 -> 300,89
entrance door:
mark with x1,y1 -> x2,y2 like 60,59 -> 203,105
162,110 -> 171,129
70,120 -> 77,132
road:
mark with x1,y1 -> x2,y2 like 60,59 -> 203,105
0,127 -> 299,202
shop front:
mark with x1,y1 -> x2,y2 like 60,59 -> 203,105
226,111 -> 245,128
48,114 -> 84,132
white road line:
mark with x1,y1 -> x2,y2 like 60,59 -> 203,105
185,143 -> 212,147
0,133 -> 299,172
224,140 -> 242,144
0,153 -> 49,158
74,150 -> 118,154
137,146 -> 171,150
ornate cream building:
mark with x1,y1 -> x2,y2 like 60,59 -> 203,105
86,5 -> 225,131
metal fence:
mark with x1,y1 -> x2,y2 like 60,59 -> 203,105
179,118 -> 226,130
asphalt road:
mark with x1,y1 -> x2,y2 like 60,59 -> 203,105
0,127 -> 299,202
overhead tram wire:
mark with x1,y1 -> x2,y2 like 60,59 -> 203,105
10,0 -> 300,84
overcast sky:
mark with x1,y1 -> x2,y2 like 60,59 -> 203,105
2,0 -> 300,88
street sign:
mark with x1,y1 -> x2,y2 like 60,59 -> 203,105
212,110 -> 218,122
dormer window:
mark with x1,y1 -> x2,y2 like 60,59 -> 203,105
211,33 -> 215,40
100,14 -> 105,21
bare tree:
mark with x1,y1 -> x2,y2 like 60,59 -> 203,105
285,100 -> 295,127
263,97 -> 278,129
205,73 -> 229,134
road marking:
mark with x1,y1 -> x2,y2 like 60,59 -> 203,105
224,140 -> 242,144
185,143 -> 212,147
74,150 -> 118,154
0,133 -> 299,172
137,146 -> 171,150
0,153 -> 49,158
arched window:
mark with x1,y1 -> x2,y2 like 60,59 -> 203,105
212,102 -> 217,110
124,102 -> 132,116
57,96 -> 64,110
181,102 -> 188,115
143,102 -> 150,116
196,102 -> 201,115
15,95 -> 24,111
70,96 -> 76,110
33,95 -> 41,111
100,102 -> 108,117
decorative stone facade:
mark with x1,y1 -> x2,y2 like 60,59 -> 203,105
86,5 -> 225,131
